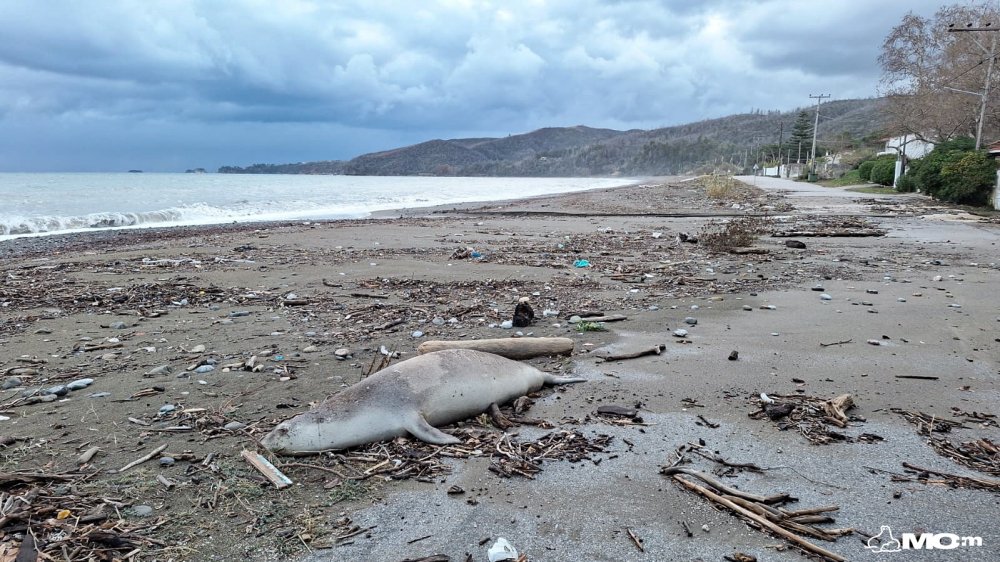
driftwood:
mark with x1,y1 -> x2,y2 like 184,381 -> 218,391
417,337 -> 574,360
822,394 -> 854,428
772,229 -> 885,238
575,314 -> 627,323
601,344 -> 665,362
668,474 -> 846,561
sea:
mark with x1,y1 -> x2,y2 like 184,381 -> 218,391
0,173 -> 637,241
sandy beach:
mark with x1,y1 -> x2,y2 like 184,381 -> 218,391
1,176 -> 998,562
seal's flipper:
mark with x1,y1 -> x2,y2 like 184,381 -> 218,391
543,374 -> 586,385
405,414 -> 462,445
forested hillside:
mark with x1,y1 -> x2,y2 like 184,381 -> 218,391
219,98 -> 886,176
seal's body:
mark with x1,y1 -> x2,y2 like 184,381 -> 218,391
261,349 -> 584,455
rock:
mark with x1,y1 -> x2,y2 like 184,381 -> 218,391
432,317 -> 445,326
684,317 -> 698,325
224,421 -> 246,431
897,298 -> 907,302
866,289 -> 879,295
189,344 -> 206,353
334,348 -> 351,359
129,505 -> 154,518
820,294 -> 832,301
2,377 -> 22,390
145,365 -> 173,376
760,305 -> 776,310
230,311 -> 251,317
568,315 -> 582,324
109,321 -> 127,330
948,303 -> 962,308
932,275 -> 943,282
66,378 -> 94,391
785,240 -> 806,249
672,329 -> 688,337
765,403 -> 795,420
728,350 -> 739,361
159,457 -> 175,466
45,385 -> 68,396
867,339 -> 881,346
39,394 -> 58,403
34,327 -> 52,334
194,365 -> 215,374
742,305 -> 753,311
89,392 -> 111,398
499,321 -> 513,329
811,285 -> 824,291
302,345 -> 319,353
158,404 -> 177,415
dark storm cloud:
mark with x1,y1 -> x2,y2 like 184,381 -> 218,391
0,0 -> 947,171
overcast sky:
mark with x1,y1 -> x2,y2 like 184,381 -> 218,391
0,0 -> 948,172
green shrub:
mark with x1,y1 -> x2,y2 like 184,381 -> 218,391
870,159 -> 896,186
895,173 -> 917,193
912,138 -> 975,197
939,150 -> 996,205
857,160 -> 875,181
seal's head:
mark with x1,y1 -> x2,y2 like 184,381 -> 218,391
261,407 -> 391,455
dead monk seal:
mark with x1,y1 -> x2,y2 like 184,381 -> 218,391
261,348 -> 585,455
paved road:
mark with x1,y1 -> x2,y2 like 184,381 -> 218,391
734,174 -> 866,198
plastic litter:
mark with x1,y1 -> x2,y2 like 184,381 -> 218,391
488,537 -> 518,562
573,259 -> 590,268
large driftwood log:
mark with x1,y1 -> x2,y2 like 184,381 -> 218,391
417,337 -> 574,360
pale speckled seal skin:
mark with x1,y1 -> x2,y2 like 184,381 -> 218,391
261,348 -> 585,455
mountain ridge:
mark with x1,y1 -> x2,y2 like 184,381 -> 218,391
218,98 -> 886,176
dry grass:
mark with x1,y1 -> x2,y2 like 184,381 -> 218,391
698,215 -> 772,251
696,174 -> 742,200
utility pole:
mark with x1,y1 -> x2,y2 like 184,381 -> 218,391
948,24 -> 998,150
808,94 -> 830,167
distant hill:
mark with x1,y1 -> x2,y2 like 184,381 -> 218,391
218,98 -> 886,176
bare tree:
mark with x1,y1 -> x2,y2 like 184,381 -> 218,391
879,2 -> 1000,144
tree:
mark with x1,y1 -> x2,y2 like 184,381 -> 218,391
788,111 -> 813,162
879,3 -> 1000,145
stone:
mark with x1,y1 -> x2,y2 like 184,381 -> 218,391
728,350 -> 739,361
811,285 -> 824,291
412,330 -> 424,338
568,315 -> 582,324
66,378 -> 94,391
159,457 -> 175,466
109,321 -> 127,330
2,377 -> 23,390
189,344 -> 206,353
302,345 -> 318,353
334,348 -> 351,358
89,392 -> 111,398
194,365 -> 215,373
39,394 -> 58,403
224,421 -> 246,431
820,294 -> 832,301
45,385 -> 68,396
742,305 -> 753,311
785,240 -> 806,249
129,505 -> 154,518
499,321 -> 513,329
684,317 -> 698,325
432,317 -> 445,326
159,404 -> 177,415
145,365 -> 172,376
672,329 -> 688,337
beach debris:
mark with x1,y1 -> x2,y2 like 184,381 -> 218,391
892,462 -> 1000,493
600,344 -> 665,362
77,446 -> 101,464
118,443 -> 169,473
662,453 -> 850,561
819,339 -> 852,347
749,393 -> 858,445
417,337 -> 574,360
512,296 -> 534,327
625,527 -> 645,552
785,239 -> 806,248
573,259 -> 590,267
891,409 -> 998,475
894,375 -> 939,381
242,450 -> 293,489
728,350 -> 739,361
487,537 -> 518,561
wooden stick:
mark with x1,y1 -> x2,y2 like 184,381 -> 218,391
822,394 -> 853,428
819,339 -> 852,347
574,314 -> 627,323
118,444 -> 168,473
625,527 -> 645,552
671,475 -> 846,562
241,450 -> 293,489
894,375 -> 939,381
661,467 -> 790,504
417,337 -> 574,360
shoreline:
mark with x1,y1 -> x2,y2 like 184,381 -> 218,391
1,175 -> 997,561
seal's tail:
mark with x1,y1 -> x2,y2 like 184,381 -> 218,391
544,374 -> 586,385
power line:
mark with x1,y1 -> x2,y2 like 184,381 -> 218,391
808,94 -> 830,168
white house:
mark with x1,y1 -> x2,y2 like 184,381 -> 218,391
878,134 -> 934,159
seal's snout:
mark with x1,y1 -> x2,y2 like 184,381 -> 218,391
261,424 -> 290,453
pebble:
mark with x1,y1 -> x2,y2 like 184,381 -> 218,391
728,350 -> 739,361
334,348 -> 351,358
412,330 -> 424,338
45,385 -> 68,396
159,404 -> 177,415
690,305 -> 699,310
39,394 -> 58,403
867,339 -> 881,346
811,285 -> 824,291
89,392 -> 111,398
194,365 -> 215,374
499,321 -> 513,329
819,294 -> 832,301
230,311 -> 251,317
542,309 -> 559,317
66,378 -> 94,391
224,421 -> 246,431
159,457 -> 175,466
568,315 -> 582,324
305,331 -> 317,337
684,317 -> 698,325
948,303 -> 962,308
932,275 -> 943,282
742,305 -> 753,311
771,332 -> 780,336
672,329 -> 688,337
302,345 -> 319,353
130,505 -> 154,518
897,298 -> 906,302
2,377 -> 22,390
761,305 -> 776,310
432,317 -> 445,326
34,327 -> 52,334
189,344 -> 206,353
145,365 -> 172,376
110,321 -> 127,329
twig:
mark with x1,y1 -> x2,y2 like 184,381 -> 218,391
625,527 -> 645,552
819,339 -> 852,347
118,444 -> 168,473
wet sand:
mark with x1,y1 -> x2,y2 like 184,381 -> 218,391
0,176 -> 997,561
